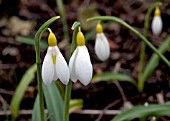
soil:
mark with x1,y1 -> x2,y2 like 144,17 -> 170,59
0,0 -> 170,121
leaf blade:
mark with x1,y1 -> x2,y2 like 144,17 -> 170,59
111,103 -> 170,121
142,35 -> 170,82
10,64 -> 37,118
43,82 -> 64,121
31,94 -> 41,121
92,72 -> 137,86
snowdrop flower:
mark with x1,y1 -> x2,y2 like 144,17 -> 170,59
69,28 -> 93,86
41,28 -> 70,86
95,21 -> 110,61
151,7 -> 163,36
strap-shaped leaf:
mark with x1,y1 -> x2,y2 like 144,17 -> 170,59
70,99 -> 83,113
32,94 -> 41,121
142,35 -> 170,82
16,36 -> 48,49
92,72 -> 137,86
32,82 -> 64,121
10,64 -> 37,118
111,103 -> 170,121
43,82 -> 64,121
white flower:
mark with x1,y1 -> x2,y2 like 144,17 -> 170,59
41,28 -> 70,86
151,7 -> 163,36
95,22 -> 110,61
69,30 -> 93,86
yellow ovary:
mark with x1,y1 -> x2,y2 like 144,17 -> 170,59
77,29 -> 85,46
48,28 -> 57,47
154,7 -> 161,16
96,21 -> 103,33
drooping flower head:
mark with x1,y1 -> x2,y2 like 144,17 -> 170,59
41,28 -> 70,86
69,27 -> 93,86
95,21 -> 110,61
151,7 -> 163,36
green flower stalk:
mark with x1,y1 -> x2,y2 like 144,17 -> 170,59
35,16 -> 60,121
138,2 -> 161,91
87,16 -> 170,68
63,22 -> 80,121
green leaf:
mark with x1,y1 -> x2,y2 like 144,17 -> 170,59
10,64 -> 37,118
142,35 -> 170,82
32,94 -> 41,121
43,82 -> 64,121
111,102 -> 170,121
92,72 -> 137,86
32,82 -> 64,121
70,99 -> 83,113
16,36 -> 48,49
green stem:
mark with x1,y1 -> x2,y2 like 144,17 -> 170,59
138,2 -> 161,92
35,16 -> 60,121
63,22 -> 80,121
63,80 -> 72,121
87,16 -> 170,68
56,0 -> 69,42
56,0 -> 70,60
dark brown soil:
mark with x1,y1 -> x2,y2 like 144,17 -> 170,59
0,0 -> 170,121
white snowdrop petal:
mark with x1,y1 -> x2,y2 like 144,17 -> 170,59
95,33 -> 110,61
151,16 -> 163,36
42,47 -> 54,86
75,46 -> 93,86
69,48 -> 78,82
101,33 -> 110,59
55,46 -> 70,85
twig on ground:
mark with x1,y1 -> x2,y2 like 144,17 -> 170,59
0,94 -> 10,109
96,62 -> 128,121
95,99 -> 121,121
0,88 -> 14,95
113,62 -> 127,102
0,109 -> 121,116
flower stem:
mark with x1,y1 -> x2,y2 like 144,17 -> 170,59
87,16 -> 170,68
56,0 -> 70,61
138,2 -> 161,92
63,21 -> 80,121
35,16 -> 60,121
63,80 -> 72,121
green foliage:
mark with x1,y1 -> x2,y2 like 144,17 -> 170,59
32,94 -> 41,121
32,82 -> 83,121
35,16 -> 61,121
92,72 -> 137,86
43,82 -> 64,121
32,82 -> 64,121
111,102 -> 170,121
16,36 -> 48,49
138,1 -> 162,92
10,64 -> 37,118
142,35 -> 170,82
70,99 -> 83,113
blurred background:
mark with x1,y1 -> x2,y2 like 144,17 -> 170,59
0,0 -> 170,120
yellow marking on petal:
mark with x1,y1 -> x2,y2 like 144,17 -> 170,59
77,27 -> 85,46
48,28 -> 57,47
96,21 -> 103,33
154,7 -> 161,16
52,55 -> 56,64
